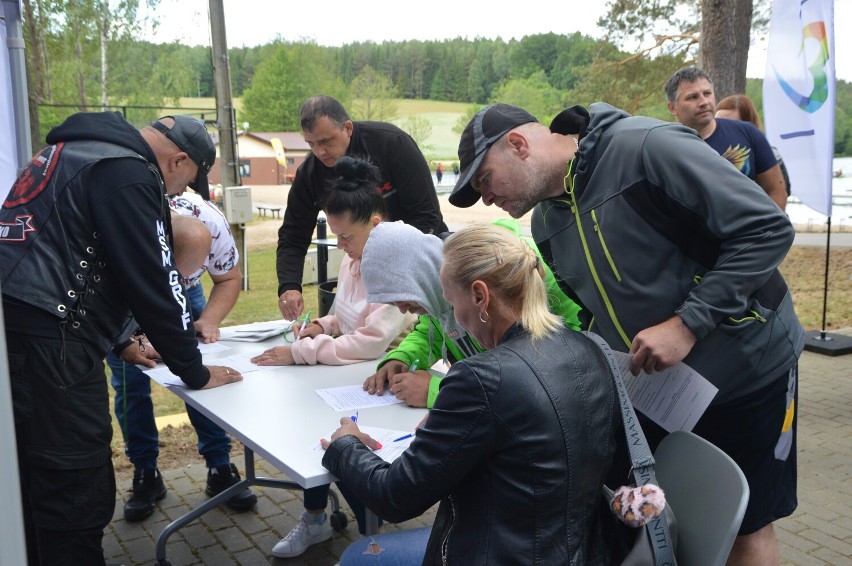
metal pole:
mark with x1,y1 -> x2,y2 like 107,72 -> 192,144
818,217 -> 832,341
317,217 -> 328,285
209,0 -> 247,290
3,0 -> 32,171
209,0 -> 237,188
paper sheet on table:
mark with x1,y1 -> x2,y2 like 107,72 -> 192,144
219,320 -> 291,342
315,384 -> 403,411
197,340 -> 230,354
144,366 -> 186,388
613,351 -> 717,432
204,353 -> 266,374
144,352 -> 265,388
131,339 -> 228,372
312,426 -> 414,463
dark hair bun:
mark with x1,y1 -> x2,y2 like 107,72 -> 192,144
333,155 -> 381,192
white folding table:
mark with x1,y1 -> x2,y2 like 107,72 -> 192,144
149,336 -> 426,565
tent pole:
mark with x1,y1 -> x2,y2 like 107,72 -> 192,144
3,0 -> 32,169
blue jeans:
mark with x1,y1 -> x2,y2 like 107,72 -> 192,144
339,527 -> 430,565
108,283 -> 232,469
304,481 -> 381,535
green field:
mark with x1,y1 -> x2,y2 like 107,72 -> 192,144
389,99 -> 470,159
176,97 -> 470,161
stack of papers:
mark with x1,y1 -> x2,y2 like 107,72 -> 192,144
219,321 -> 290,342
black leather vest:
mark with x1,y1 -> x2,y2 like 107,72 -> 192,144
0,140 -> 166,347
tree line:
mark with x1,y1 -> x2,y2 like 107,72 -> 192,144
20,1 -> 852,156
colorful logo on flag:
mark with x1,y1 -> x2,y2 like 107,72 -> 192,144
773,21 -> 829,113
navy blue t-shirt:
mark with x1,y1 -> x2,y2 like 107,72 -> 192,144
704,118 -> 777,180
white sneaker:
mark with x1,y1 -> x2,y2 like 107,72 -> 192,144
272,511 -> 333,558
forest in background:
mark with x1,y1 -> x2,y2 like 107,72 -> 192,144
20,1 -> 852,157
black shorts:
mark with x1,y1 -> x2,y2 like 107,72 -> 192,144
642,365 -> 798,535
695,366 -> 798,534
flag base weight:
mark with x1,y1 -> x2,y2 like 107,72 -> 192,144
803,330 -> 852,356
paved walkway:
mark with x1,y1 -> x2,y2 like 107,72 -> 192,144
105,330 -> 852,565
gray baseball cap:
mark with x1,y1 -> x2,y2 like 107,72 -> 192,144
449,104 -> 538,208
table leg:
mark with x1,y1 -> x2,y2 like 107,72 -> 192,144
154,447 -> 303,565
365,509 -> 380,535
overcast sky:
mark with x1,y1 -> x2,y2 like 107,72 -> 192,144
142,0 -> 851,82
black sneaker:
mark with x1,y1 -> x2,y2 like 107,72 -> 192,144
124,467 -> 167,522
205,463 -> 257,511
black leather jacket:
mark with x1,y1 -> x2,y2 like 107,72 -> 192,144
323,324 -> 619,565
0,112 -> 208,388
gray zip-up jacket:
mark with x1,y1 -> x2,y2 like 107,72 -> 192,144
532,103 -> 804,404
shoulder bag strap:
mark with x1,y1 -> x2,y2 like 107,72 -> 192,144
583,331 -> 677,566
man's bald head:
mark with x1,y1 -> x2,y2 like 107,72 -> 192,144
171,213 -> 211,277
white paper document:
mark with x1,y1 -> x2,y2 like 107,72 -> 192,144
144,366 -> 186,388
204,353 -> 266,374
315,384 -> 403,411
197,341 -> 230,355
219,320 -> 290,342
312,425 -> 415,463
132,340 -> 229,372
612,351 -> 717,432
144,353 -> 265,388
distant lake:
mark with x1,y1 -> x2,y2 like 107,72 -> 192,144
786,156 -> 852,231
433,156 -> 852,231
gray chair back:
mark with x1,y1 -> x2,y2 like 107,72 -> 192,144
655,430 -> 750,566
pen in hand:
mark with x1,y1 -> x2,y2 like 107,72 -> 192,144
298,310 -> 313,335
288,310 -> 312,343
407,358 -> 420,372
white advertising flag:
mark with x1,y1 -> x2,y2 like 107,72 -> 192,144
763,0 -> 835,216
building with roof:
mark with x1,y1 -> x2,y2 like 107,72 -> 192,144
208,131 -> 310,186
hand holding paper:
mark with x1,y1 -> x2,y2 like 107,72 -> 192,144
628,315 -> 698,376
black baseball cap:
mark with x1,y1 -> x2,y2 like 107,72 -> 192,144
151,116 -> 216,200
449,104 -> 538,208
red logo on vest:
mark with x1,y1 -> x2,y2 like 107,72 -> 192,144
4,143 -> 64,208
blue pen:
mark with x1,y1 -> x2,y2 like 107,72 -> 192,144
407,359 -> 420,372
351,411 -> 358,423
393,433 -> 413,442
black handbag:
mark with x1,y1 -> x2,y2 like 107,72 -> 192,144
584,331 -> 678,566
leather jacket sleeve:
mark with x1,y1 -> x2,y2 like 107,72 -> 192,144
322,359 -> 492,523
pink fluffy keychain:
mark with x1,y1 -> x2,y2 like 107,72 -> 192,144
609,484 -> 667,527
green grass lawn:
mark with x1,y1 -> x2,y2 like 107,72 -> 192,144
391,100 -> 470,159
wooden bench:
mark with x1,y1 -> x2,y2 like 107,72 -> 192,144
256,205 -> 283,218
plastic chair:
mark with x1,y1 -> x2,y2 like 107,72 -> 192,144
654,430 -> 750,566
